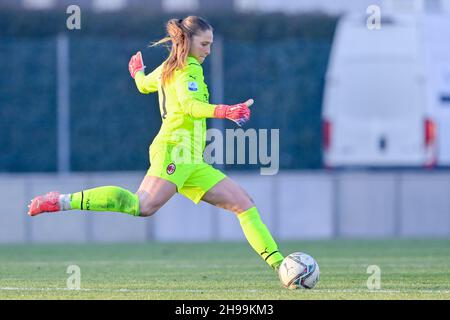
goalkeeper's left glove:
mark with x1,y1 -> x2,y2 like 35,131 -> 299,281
214,99 -> 253,126
128,51 -> 146,79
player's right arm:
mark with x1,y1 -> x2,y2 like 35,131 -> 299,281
128,51 -> 160,94
134,66 -> 162,94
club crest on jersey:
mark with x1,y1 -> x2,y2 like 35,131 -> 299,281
188,81 -> 198,91
166,163 -> 176,175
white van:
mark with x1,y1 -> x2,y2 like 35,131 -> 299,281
322,13 -> 450,168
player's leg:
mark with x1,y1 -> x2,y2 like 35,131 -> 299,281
179,163 -> 284,271
28,187 -> 140,216
28,176 -> 176,217
136,175 -> 177,217
200,177 -> 253,213
201,177 -> 284,270
28,143 -> 181,217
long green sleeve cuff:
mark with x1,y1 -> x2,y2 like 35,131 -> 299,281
183,99 -> 216,118
135,67 -> 160,94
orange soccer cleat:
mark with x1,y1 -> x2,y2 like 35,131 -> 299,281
28,192 -> 61,216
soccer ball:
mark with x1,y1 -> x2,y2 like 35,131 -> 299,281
278,252 -> 320,289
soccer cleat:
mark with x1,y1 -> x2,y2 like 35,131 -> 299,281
28,192 -> 61,216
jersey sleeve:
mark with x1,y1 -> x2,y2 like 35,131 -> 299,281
134,66 -> 161,94
175,63 -> 216,118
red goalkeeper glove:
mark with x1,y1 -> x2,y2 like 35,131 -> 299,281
214,99 -> 253,126
128,51 -> 145,79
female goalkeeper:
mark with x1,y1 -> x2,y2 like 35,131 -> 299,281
28,16 -> 284,272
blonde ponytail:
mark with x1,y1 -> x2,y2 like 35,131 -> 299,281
151,16 -> 212,86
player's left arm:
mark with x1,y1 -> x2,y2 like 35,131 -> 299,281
175,63 -> 217,118
176,64 -> 253,125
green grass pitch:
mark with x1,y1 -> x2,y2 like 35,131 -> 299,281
0,239 -> 449,299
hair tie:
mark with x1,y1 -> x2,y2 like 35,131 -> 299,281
177,19 -> 186,34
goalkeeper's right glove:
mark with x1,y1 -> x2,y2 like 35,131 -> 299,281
214,99 -> 253,126
128,51 -> 146,79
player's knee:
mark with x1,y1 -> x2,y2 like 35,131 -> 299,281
137,194 -> 162,217
139,202 -> 159,217
233,196 -> 255,214
136,190 -> 163,217
241,192 -> 255,207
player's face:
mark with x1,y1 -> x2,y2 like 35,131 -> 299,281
190,29 -> 213,64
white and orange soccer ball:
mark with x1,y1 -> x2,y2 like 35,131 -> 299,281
278,252 -> 320,289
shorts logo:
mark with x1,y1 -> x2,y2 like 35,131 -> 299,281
188,81 -> 198,91
166,163 -> 176,175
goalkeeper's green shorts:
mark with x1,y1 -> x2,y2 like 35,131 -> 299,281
146,144 -> 226,204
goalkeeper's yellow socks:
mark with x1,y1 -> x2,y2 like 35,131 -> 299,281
238,206 -> 284,270
63,186 -> 140,216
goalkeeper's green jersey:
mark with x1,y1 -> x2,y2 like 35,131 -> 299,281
134,56 -> 216,158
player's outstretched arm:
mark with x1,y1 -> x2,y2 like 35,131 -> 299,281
176,63 -> 253,126
214,99 -> 253,127
181,96 -> 253,127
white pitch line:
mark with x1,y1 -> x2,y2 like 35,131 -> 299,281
0,287 -> 450,294
0,261 -> 258,269
0,287 -> 262,293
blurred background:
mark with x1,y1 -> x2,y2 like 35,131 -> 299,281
1,0 -> 450,243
